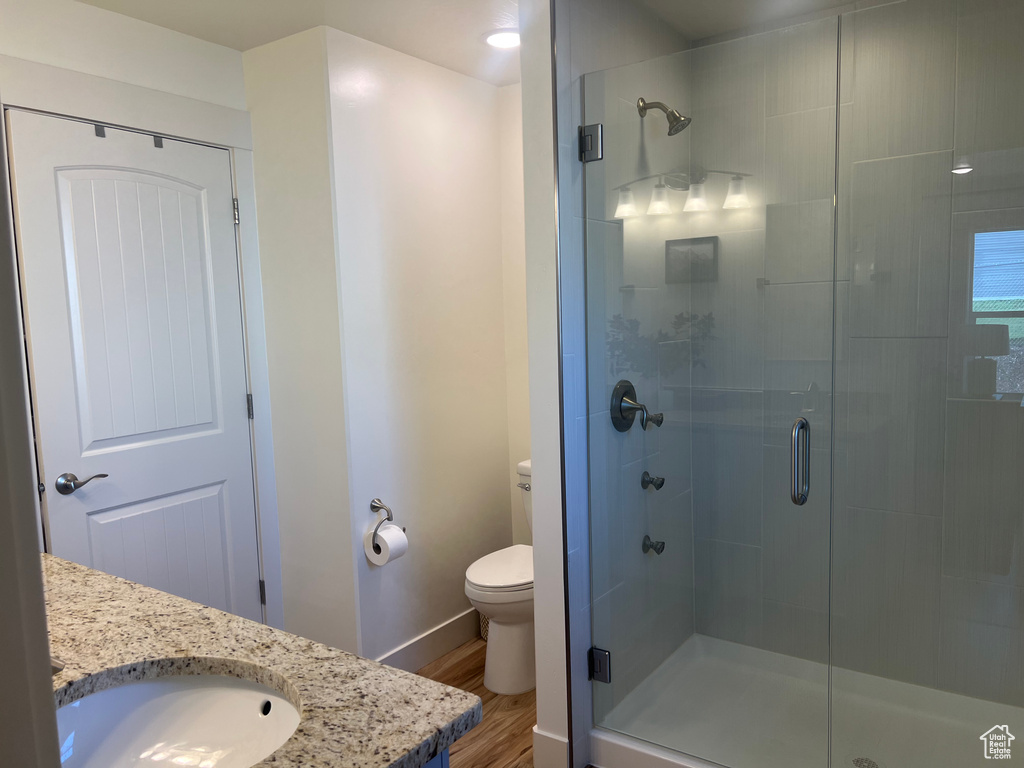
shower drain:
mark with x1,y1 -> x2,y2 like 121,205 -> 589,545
850,757 -> 883,768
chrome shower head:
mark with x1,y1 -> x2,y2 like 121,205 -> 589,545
637,97 -> 691,135
666,109 -> 691,135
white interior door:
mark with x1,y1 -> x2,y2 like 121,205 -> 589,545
6,109 -> 262,621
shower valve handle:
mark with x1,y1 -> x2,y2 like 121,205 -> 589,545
641,471 -> 665,491
642,535 -> 666,555
610,380 -> 663,432
622,394 -> 663,430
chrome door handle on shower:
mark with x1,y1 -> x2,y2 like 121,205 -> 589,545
55,472 -> 109,495
791,418 -> 810,505
610,380 -> 663,432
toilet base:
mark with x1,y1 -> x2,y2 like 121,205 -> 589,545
483,619 -> 535,695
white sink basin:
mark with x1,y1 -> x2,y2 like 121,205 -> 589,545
56,675 -> 300,767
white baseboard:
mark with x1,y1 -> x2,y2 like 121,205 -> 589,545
376,608 -> 479,672
533,726 -> 570,768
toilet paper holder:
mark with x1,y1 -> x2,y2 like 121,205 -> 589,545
370,498 -> 404,554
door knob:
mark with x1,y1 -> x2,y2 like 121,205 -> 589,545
55,472 -> 108,495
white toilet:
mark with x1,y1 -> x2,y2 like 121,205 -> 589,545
464,459 -> 534,694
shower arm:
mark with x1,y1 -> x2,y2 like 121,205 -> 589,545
637,99 -> 672,118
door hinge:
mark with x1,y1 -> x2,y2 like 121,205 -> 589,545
579,123 -> 604,163
259,579 -> 267,605
588,647 -> 611,683
37,481 -> 45,500
246,393 -> 254,419
232,198 -> 240,225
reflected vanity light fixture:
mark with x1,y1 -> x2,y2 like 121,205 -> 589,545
647,179 -> 672,215
611,168 -> 752,217
614,187 -> 638,218
722,175 -> 751,209
683,182 -> 709,212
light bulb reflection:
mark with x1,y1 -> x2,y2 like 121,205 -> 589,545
647,182 -> 672,215
683,182 -> 709,212
722,176 -> 751,209
614,187 -> 638,218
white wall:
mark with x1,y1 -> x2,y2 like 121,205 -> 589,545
499,83 -> 533,545
244,26 -> 527,666
243,29 -> 361,652
324,27 -> 515,664
0,0 -> 245,109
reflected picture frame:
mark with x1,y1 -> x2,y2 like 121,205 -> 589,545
666,236 -> 719,283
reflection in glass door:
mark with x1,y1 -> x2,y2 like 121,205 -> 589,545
830,0 -> 1024,765
579,1 -> 1024,767
583,16 -> 838,768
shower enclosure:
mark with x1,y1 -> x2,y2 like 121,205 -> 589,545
562,0 -> 1024,766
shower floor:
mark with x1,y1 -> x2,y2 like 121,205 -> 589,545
598,634 -> 1023,768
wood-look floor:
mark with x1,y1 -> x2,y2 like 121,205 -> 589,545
418,638 -> 536,768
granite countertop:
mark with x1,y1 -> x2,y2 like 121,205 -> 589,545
43,555 -> 481,767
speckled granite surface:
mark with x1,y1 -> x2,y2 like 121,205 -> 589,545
43,554 -> 481,767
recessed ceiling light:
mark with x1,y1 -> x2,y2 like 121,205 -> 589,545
486,29 -> 520,49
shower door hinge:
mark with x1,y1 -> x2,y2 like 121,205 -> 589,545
259,579 -> 267,605
588,647 -> 611,683
232,198 -> 240,224
246,393 -> 254,419
579,124 -> 603,163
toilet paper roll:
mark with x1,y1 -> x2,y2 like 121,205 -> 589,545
363,523 -> 409,566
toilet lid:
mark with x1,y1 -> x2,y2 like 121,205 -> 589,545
466,544 -> 533,590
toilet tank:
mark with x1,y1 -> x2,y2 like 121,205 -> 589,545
517,459 -> 532,533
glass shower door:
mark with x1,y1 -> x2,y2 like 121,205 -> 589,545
583,16 -> 838,768
829,1 -> 1024,766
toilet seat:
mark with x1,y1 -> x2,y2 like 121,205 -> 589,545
466,544 -> 533,592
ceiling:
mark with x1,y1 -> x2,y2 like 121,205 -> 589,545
634,0 -> 859,41
78,0 -> 522,87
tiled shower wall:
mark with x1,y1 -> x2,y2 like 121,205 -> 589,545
832,0 -> 1024,707
553,0 -> 691,754
680,0 -> 1024,709
586,0 -> 1024,721
584,51 -> 698,718
585,16 -> 842,708
685,17 -> 838,665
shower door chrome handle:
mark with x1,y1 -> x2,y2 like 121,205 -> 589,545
791,418 -> 810,506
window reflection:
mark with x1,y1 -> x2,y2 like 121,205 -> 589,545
971,230 -> 1024,394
